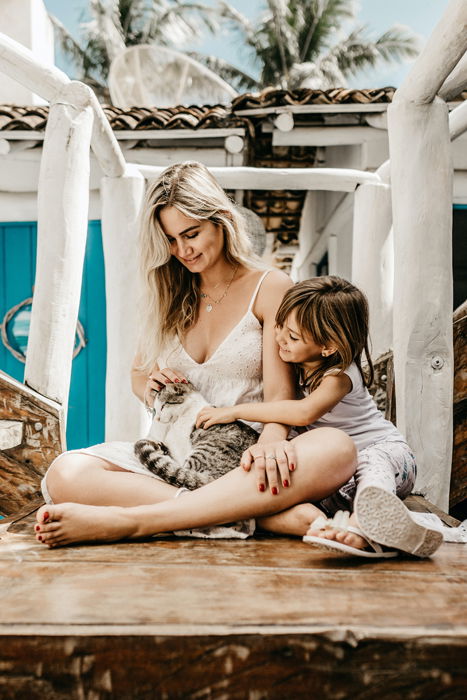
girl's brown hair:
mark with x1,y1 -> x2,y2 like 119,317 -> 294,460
275,276 -> 374,392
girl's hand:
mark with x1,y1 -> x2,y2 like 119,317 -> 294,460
196,406 -> 236,429
144,367 -> 188,408
241,440 -> 296,495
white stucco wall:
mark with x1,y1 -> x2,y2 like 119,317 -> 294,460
0,0 -> 54,105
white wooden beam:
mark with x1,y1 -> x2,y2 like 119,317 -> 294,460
274,112 -> 294,132
388,97 -> 453,508
396,0 -> 467,104
234,104 -> 389,116
134,165 -> 379,192
0,30 -> 68,102
290,191 -> 318,281
101,164 -> 147,441
0,32 -> 126,179
439,50 -> 467,101
449,98 -> 467,141
352,182 -> 393,359
24,90 -> 94,410
272,126 -> 387,147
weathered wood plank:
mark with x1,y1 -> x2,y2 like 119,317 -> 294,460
369,351 -> 396,425
404,494 -> 460,528
0,633 -> 466,700
0,534 -> 465,632
0,533 -> 465,698
0,370 -> 64,515
450,300 -> 467,507
0,420 -> 23,449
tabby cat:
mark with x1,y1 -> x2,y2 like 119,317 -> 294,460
134,381 -> 258,489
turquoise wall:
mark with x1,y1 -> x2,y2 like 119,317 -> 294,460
0,221 -> 106,449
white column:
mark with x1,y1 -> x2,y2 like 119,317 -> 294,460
25,94 -> 93,413
388,97 -> 453,508
352,182 -> 393,359
290,191 -> 317,281
101,165 -> 147,441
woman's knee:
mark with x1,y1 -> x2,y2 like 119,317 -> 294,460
45,454 -> 103,502
294,428 -> 356,478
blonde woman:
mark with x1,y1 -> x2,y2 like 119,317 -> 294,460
35,162 -> 356,547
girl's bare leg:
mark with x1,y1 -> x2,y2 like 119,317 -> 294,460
45,454 -> 178,506
36,428 -> 356,547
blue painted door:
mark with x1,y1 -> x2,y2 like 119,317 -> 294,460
0,220 -> 106,449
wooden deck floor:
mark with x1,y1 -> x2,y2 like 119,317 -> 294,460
1,513 -> 466,699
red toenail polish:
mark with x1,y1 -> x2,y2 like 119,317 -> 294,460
38,535 -> 42,541
35,525 -> 40,532
290,464 -> 295,471
43,511 -> 50,521
283,479 -> 289,488
259,484 -> 265,492
272,486 -> 278,495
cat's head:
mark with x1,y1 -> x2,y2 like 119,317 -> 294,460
153,381 -> 196,419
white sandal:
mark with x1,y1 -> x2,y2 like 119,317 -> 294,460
303,511 -> 399,559
355,486 -> 444,558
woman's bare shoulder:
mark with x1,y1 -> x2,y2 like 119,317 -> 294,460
262,268 -> 293,295
254,268 -> 293,319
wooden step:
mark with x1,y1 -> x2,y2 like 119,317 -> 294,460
0,370 -> 65,516
0,523 -> 466,699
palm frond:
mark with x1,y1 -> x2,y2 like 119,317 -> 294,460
374,25 -> 420,63
300,0 -> 358,59
216,1 -> 257,44
82,0 -> 126,62
144,1 -> 218,46
48,13 -> 87,77
325,24 -> 419,80
188,52 -> 259,91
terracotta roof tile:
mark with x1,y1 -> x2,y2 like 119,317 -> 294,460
231,87 -> 397,111
1,88 -> 465,132
0,105 -> 49,130
0,104 -> 243,132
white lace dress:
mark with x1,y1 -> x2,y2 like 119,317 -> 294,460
41,271 -> 271,538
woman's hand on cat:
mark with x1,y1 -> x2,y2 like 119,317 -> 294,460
144,368 -> 188,406
196,406 -> 236,429
241,440 -> 296,495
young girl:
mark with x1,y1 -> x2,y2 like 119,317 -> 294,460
196,276 -> 443,558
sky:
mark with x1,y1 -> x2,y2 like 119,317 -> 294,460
43,0 -> 451,89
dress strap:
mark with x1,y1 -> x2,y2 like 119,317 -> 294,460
247,270 -> 271,312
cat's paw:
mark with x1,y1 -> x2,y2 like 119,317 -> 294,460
135,439 -> 169,457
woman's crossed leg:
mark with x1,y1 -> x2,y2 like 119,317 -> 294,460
35,428 -> 356,547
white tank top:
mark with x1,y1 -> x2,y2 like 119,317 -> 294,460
157,270 -> 270,433
309,362 -> 403,451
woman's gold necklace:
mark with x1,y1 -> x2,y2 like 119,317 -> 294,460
200,265 -> 238,312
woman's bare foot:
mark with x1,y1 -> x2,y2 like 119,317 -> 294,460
306,511 -> 368,550
258,503 -> 325,536
34,503 -> 139,547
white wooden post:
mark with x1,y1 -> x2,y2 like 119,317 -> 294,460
290,191 -> 317,281
387,0 -> 467,508
388,97 -> 453,508
352,182 -> 393,359
101,165 -> 147,440
25,87 -> 94,416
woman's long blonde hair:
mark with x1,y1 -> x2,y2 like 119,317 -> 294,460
136,161 -> 263,372
275,276 -> 374,392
